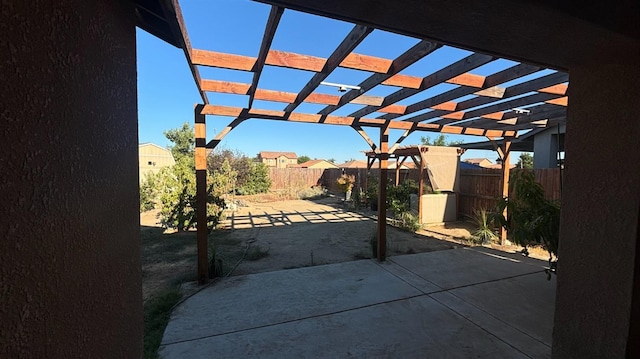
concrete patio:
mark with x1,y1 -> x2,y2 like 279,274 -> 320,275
159,247 -> 555,358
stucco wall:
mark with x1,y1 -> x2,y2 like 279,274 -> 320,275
533,125 -> 565,169
552,48 -> 640,358
1,1 -> 142,358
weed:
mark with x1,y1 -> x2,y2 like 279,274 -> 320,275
394,212 -> 422,232
144,288 -> 182,359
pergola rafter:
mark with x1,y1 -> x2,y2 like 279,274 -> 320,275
174,0 -> 571,281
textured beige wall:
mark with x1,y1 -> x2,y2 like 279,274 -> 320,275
0,1 -> 142,358
552,48 -> 640,358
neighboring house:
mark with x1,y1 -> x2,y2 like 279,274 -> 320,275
463,158 -> 494,168
387,161 -> 411,169
258,151 -> 297,168
139,143 -> 175,183
485,163 -> 516,170
460,162 -> 483,169
336,160 -> 369,168
297,159 -> 338,169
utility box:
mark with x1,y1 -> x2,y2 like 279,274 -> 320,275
411,193 -> 457,224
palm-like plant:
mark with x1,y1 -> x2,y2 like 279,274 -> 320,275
469,208 -> 498,245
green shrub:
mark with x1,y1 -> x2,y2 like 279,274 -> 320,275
494,170 -> 560,261
395,211 -> 422,232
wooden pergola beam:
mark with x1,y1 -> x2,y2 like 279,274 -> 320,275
380,64 -> 540,122
348,52 -> 494,119
318,40 -> 441,116
200,104 -> 517,137
432,91 -> 562,125
469,104 -> 566,129
284,24 -> 372,113
164,0 -> 209,103
412,71 -> 568,125
201,79 -> 342,105
248,6 -> 284,107
192,47 -> 399,75
352,125 -> 377,152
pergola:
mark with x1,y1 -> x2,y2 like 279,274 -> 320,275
164,0 -> 568,283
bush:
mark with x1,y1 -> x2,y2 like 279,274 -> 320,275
140,173 -> 158,212
208,149 -> 271,195
387,179 -> 418,214
495,170 -> 560,261
395,211 -> 422,232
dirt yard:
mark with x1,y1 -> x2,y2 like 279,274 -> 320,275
140,194 -> 548,300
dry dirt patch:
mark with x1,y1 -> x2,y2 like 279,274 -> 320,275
216,196 -> 462,276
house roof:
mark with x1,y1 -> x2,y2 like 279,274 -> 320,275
298,159 -> 337,168
337,160 -> 369,168
464,158 -> 492,165
139,142 -> 172,152
259,151 -> 297,159
460,162 -> 483,169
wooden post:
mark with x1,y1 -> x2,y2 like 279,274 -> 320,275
195,104 -> 209,284
500,140 -> 512,245
377,126 -> 389,261
417,155 -> 424,223
395,159 -> 400,186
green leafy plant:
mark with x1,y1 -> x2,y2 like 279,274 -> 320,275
494,170 -> 560,274
395,211 -> 422,232
387,179 -> 418,214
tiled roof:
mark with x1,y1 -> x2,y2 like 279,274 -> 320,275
336,160 -> 369,168
259,151 -> 297,159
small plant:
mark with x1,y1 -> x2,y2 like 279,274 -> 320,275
395,211 -> 422,232
469,208 -> 498,245
144,288 -> 182,359
366,175 -> 379,210
351,186 -> 365,209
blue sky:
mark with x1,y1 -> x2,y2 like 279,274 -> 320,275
136,0 -> 531,164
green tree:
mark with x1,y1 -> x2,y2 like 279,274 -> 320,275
164,122 -> 194,161
420,134 -> 464,146
327,158 -> 336,164
142,123 -> 225,232
207,148 -> 271,195
297,155 -> 311,164
517,153 -> 534,169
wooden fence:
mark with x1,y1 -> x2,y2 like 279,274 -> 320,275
268,167 -> 562,218
268,167 -> 421,192
458,168 -> 562,218
268,168 -> 325,190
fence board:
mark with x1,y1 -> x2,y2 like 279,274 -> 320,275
267,166 -> 561,219
458,168 -> 561,218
